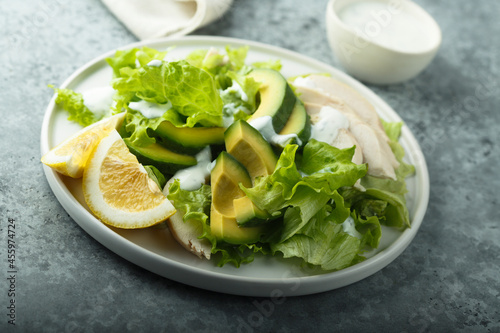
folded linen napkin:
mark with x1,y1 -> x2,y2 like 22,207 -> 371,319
102,0 -> 233,40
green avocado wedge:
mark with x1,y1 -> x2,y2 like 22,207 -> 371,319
210,151 -> 251,217
233,196 -> 271,227
124,139 -> 196,177
210,152 -> 266,244
224,120 -> 279,227
210,207 -> 266,245
225,119 -> 278,180
278,99 -> 311,148
153,120 -> 225,155
247,68 -> 296,132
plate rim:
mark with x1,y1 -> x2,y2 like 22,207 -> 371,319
40,35 -> 429,297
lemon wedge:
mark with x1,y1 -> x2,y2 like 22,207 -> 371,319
82,129 -> 176,229
41,113 -> 125,178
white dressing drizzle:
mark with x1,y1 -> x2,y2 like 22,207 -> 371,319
81,86 -> 116,119
220,81 -> 252,127
342,216 -> 362,239
220,80 -> 248,102
172,147 -> 212,191
147,59 -> 162,67
249,116 -> 301,147
222,102 -> 246,128
310,106 -> 350,143
293,76 -> 317,89
128,100 -> 172,119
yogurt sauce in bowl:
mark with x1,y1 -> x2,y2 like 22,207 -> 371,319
337,0 -> 437,53
326,0 -> 442,84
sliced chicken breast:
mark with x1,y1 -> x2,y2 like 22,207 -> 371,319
297,88 -> 399,170
332,128 -> 364,166
306,75 -> 389,141
163,178 -> 211,259
304,102 -> 398,180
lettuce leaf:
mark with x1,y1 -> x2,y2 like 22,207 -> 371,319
252,59 -> 282,71
185,44 -> 248,75
111,60 -> 223,128
185,45 -> 249,89
352,211 -> 382,249
342,121 -> 415,228
186,46 -> 260,124
271,192 -> 363,271
186,49 -> 226,72
242,140 -> 367,243
49,86 -> 98,127
225,70 -> 261,111
144,165 -> 167,190
226,45 -> 248,71
166,179 -> 212,226
119,107 -> 185,147
106,46 -> 169,78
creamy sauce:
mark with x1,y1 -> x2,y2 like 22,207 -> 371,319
342,216 -> 362,239
221,80 -> 248,102
147,59 -> 162,67
338,1 -> 433,53
293,76 -> 330,99
220,81 -> 252,127
82,86 -> 116,119
222,114 -> 235,128
293,76 -> 317,90
128,100 -> 172,119
221,102 -> 251,128
310,106 -> 350,143
249,116 -> 300,147
172,147 -> 212,191
222,103 -> 238,128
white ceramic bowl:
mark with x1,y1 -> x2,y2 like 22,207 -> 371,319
326,0 -> 442,85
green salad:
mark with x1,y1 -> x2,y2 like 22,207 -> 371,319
51,45 -> 414,271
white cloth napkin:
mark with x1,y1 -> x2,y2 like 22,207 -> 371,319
102,0 -> 233,40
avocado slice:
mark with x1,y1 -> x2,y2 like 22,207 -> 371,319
278,99 -> 311,148
225,120 -> 278,180
124,139 -> 197,177
154,120 -> 225,155
210,206 -> 265,244
224,120 -> 279,227
210,152 -> 265,244
210,151 -> 252,217
247,68 -> 296,132
233,196 -> 270,227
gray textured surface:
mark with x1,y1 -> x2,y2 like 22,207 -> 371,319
1,0 -> 499,332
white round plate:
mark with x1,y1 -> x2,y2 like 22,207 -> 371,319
40,36 -> 429,297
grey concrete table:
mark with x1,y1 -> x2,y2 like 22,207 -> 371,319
1,0 -> 499,332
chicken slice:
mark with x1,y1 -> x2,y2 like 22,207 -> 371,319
333,128 -> 364,166
306,74 -> 389,141
163,178 -> 211,259
305,102 -> 398,180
